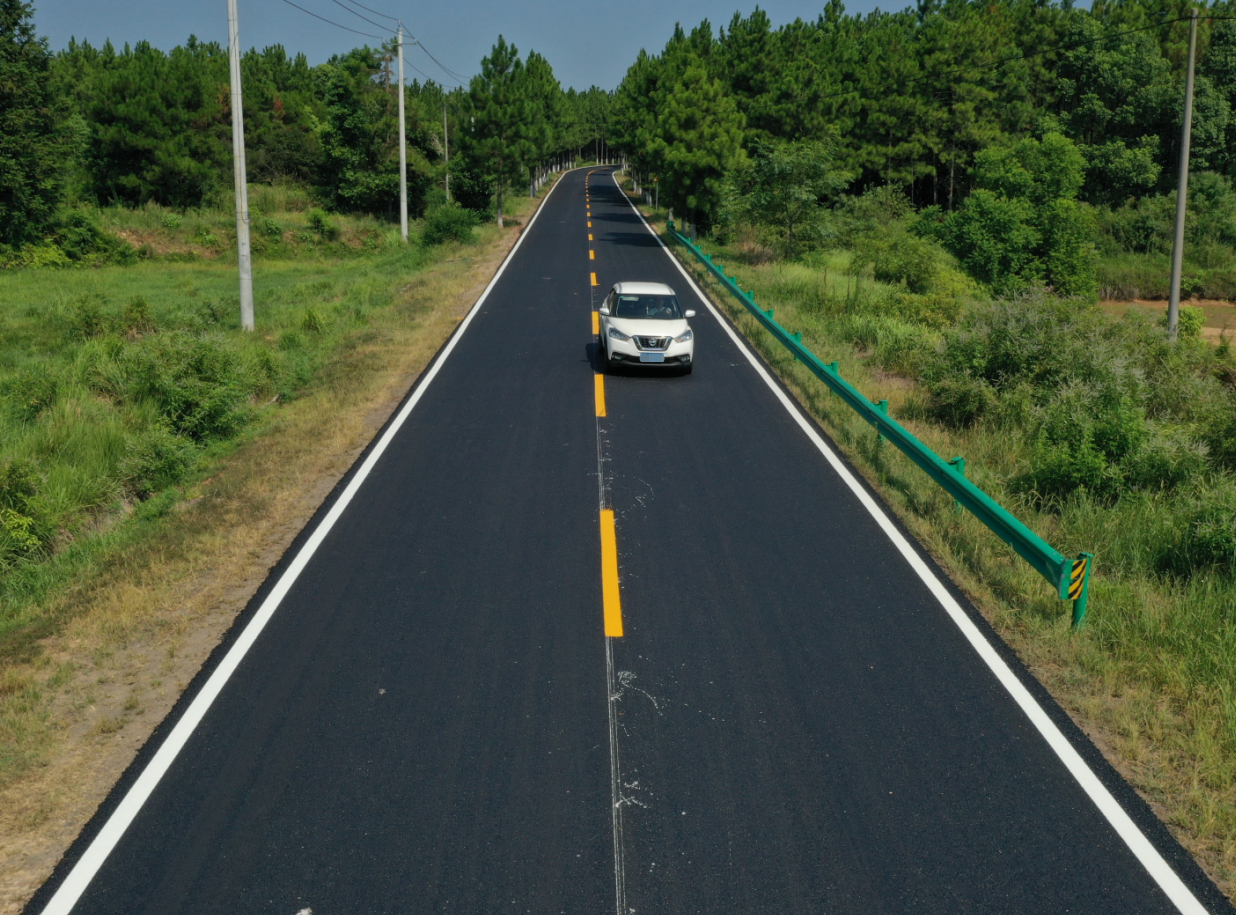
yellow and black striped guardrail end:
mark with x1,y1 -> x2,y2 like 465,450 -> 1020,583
1069,556 -> 1089,601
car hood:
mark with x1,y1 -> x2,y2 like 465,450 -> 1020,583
609,317 -> 689,336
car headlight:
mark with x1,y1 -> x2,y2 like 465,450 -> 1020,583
674,328 -> 693,343
608,326 -> 631,342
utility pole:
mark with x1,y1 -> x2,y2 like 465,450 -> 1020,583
397,24 -> 408,243
444,102 -> 450,202
1167,7 -> 1199,343
226,0 -> 254,331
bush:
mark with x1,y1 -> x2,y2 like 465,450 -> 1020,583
450,167 -> 495,215
1158,487 -> 1236,576
852,226 -> 944,294
422,204 -> 478,246
118,333 -> 256,440
1123,427 -> 1209,491
1156,304 -> 1204,340
119,424 -> 197,498
306,208 -> 339,241
5,363 -> 61,421
927,375 -> 996,429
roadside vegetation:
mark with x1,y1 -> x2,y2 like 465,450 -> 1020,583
606,2 -> 1236,895
633,173 -> 1236,893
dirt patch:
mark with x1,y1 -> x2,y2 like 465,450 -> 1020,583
112,229 -> 215,259
0,195 -> 541,914
1101,297 -> 1236,339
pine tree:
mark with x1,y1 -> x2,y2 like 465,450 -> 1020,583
465,36 -> 533,226
0,0 -> 65,246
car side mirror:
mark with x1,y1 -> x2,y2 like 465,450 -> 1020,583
685,309 -> 696,318
599,305 -> 611,316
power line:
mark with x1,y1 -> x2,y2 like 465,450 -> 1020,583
323,0 -> 393,33
337,0 -> 400,24
274,0 -> 387,40
413,37 -> 470,83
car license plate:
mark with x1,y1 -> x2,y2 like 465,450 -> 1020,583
639,352 -> 665,363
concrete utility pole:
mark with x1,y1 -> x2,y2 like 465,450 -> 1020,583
397,24 -> 408,242
226,0 -> 254,331
444,103 -> 450,202
1167,8 -> 1199,342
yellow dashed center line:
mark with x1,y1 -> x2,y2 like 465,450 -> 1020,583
592,311 -> 600,334
594,372 -> 606,417
589,233 -> 593,241
591,272 -> 597,286
587,221 -> 592,228
589,250 -> 595,260
599,509 -> 623,637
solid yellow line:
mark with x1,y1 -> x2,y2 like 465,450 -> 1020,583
600,509 -> 623,637
592,311 -> 599,334
591,272 -> 597,286
589,249 -> 595,260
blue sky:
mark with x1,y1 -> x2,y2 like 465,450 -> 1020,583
33,0 -> 892,91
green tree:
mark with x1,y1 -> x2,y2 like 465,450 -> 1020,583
0,0 -> 66,245
465,36 -> 533,226
943,132 -> 1097,296
647,40 -> 746,228
725,139 -> 848,256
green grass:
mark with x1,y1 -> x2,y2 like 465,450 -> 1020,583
0,198 -> 500,661
661,213 -> 1236,895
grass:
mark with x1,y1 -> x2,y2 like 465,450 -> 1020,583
0,182 -> 549,914
631,186 -> 1236,900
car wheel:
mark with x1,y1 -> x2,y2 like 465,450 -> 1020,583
600,339 -> 612,371
682,360 -> 693,375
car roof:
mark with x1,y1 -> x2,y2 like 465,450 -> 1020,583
613,281 -> 676,296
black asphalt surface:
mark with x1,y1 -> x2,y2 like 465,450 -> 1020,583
31,168 -> 1230,915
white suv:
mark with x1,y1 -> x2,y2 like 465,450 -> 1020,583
599,282 -> 696,374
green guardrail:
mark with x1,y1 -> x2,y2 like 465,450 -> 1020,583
667,220 -> 1095,628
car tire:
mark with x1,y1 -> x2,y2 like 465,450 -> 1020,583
682,360 -> 693,375
600,339 -> 612,371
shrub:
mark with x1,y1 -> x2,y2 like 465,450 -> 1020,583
1159,487 -> 1236,576
161,213 -> 183,229
1123,428 -> 1209,491
120,333 -> 256,440
306,208 -> 339,241
927,375 -> 996,429
119,424 -> 197,498
5,363 -> 61,421
852,226 -> 943,294
123,296 -> 157,336
422,205 -> 478,246
1156,304 -> 1204,340
450,167 -> 495,215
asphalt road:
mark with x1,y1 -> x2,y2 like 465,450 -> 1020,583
30,168 -> 1232,915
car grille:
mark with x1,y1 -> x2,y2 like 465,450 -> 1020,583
635,336 -> 670,351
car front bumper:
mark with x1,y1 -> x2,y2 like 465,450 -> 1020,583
607,338 -> 693,366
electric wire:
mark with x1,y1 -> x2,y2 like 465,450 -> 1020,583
274,0 -> 387,40
337,0 -> 401,24
413,37 -> 471,82
323,0 -> 393,33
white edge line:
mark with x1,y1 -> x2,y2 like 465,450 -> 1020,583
611,173 -> 1209,915
38,172 -> 571,915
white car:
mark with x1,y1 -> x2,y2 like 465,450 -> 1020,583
599,282 -> 696,374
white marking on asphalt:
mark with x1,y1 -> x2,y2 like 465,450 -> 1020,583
34,169 -> 577,915
611,171 -> 1212,915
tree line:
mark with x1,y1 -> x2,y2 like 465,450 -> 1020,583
0,0 -> 613,251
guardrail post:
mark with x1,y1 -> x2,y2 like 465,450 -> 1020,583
877,399 -> 889,445
1070,553 -> 1094,630
948,457 -> 965,513
828,362 -> 839,397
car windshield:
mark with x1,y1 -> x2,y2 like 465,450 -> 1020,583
613,294 -> 683,320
